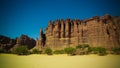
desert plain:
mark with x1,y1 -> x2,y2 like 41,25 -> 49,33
0,54 -> 120,68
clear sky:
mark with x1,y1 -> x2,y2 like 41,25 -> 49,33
0,0 -> 120,39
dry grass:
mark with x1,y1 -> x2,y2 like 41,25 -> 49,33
0,54 -> 120,68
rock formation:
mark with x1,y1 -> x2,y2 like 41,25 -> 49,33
0,35 -> 16,50
0,14 -> 120,51
15,34 -> 36,49
36,14 -> 120,50
35,29 -> 46,50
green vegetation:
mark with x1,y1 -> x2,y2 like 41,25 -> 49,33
44,48 -> 53,55
12,46 -> 30,55
32,49 -> 42,54
0,47 -> 6,53
111,47 -> 120,55
1,44 -> 120,56
76,44 -> 90,55
53,50 -> 65,54
89,47 -> 107,56
64,47 -> 76,55
75,44 -> 107,56
76,44 -> 90,49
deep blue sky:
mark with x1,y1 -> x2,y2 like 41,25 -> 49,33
0,0 -> 120,39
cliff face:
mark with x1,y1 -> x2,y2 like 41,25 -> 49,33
0,34 -> 36,50
37,14 -> 120,50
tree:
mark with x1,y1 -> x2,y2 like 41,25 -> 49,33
13,46 -> 29,55
89,47 -> 106,56
32,49 -> 42,54
89,47 -> 98,54
45,48 -> 52,55
64,47 -> 76,55
97,47 -> 106,56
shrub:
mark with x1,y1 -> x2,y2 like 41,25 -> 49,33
32,49 -> 42,54
64,47 -> 76,55
13,46 -> 29,55
97,47 -> 106,56
112,47 -> 120,55
82,44 -> 90,48
45,48 -> 52,55
90,47 -> 106,56
0,47 -> 6,53
89,47 -> 98,54
53,50 -> 65,54
76,44 -> 82,49
76,44 -> 90,55
76,44 -> 90,49
88,47 -> 93,51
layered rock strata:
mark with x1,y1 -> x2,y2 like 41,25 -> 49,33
36,14 -> 120,50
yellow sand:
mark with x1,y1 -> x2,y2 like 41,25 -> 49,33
0,54 -> 120,68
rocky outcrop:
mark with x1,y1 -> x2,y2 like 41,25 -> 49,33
16,34 -> 36,49
35,29 -> 46,50
0,35 -> 16,50
36,14 -> 120,50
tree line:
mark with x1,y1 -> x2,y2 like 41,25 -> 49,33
0,44 -> 120,56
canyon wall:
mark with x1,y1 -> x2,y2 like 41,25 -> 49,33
36,14 -> 120,50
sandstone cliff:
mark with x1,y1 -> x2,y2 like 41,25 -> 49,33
36,14 -> 120,50
0,35 -> 36,50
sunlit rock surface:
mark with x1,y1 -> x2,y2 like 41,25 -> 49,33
36,14 -> 120,50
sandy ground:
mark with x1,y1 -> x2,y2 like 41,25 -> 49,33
0,54 -> 120,68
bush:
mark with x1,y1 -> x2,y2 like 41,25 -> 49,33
64,47 -> 76,55
76,44 -> 90,55
82,44 -> 90,48
32,49 -> 42,54
90,47 -> 106,56
112,47 -> 120,55
0,47 -> 6,53
45,48 -> 52,55
53,50 -> 65,54
89,47 -> 98,54
76,45 -> 82,49
13,46 -> 29,55
97,47 -> 106,56
76,44 -> 90,49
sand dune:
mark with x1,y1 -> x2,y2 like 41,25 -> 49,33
0,54 -> 120,68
